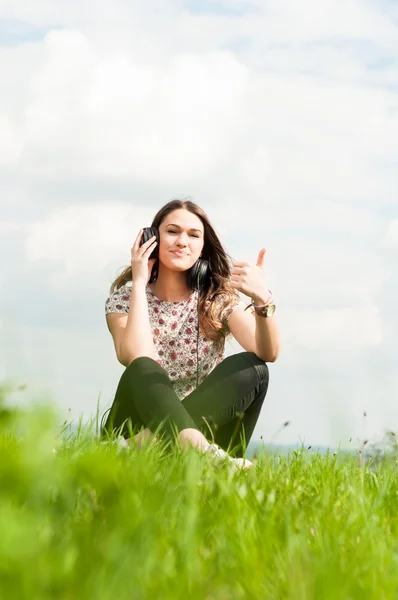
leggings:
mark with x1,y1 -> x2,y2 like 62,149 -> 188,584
101,351 -> 269,457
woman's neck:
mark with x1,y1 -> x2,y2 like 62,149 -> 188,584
149,280 -> 194,302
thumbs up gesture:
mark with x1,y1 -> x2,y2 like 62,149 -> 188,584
230,248 -> 271,303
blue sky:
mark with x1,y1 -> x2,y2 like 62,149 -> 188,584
0,18 -> 49,45
0,0 -> 397,449
184,0 -> 258,16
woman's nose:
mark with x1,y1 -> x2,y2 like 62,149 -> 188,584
176,234 -> 189,245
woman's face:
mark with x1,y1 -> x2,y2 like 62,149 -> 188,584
157,209 -> 205,272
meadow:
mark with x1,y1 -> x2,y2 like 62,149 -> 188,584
0,384 -> 397,600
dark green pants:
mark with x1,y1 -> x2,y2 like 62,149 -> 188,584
101,352 -> 269,457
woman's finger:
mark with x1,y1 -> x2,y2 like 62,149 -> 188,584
132,229 -> 143,252
144,240 -> 157,252
138,236 -> 156,253
133,232 -> 155,255
231,266 -> 247,275
135,239 -> 157,260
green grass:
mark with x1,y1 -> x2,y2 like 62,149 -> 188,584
0,386 -> 398,599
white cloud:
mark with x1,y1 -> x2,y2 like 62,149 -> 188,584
283,305 -> 382,351
0,219 -> 25,234
262,0 -> 397,47
17,30 -> 249,183
0,2 -> 397,208
0,114 -> 23,166
6,44 -> 387,209
25,202 -> 155,284
240,75 -> 398,205
383,220 -> 398,249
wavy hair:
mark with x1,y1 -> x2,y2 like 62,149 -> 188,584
109,199 -> 240,347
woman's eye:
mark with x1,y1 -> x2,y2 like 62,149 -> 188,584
168,230 -> 199,238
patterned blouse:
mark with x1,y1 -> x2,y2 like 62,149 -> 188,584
105,283 -> 245,400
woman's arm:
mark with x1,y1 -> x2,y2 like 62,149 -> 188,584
118,283 -> 156,365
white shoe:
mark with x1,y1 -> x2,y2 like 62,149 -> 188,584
204,444 -> 253,470
100,436 -> 130,453
233,457 -> 253,469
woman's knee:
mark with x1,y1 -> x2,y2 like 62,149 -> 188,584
121,356 -> 170,386
219,352 -> 269,397
233,351 -> 269,384
125,355 -> 161,373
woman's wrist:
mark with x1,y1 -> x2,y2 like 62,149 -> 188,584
251,289 -> 273,307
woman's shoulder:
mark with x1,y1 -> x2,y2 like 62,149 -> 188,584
209,290 -> 240,306
205,290 -> 243,322
105,283 -> 131,314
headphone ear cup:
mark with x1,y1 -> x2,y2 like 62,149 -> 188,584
188,259 -> 209,291
152,227 -> 160,261
142,226 -> 159,283
142,226 -> 159,260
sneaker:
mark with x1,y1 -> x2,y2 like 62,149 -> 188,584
204,444 -> 253,470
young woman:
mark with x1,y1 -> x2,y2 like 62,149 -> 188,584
101,199 -> 280,468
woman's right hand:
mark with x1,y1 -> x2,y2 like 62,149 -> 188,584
130,229 -> 158,285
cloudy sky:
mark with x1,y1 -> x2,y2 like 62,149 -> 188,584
1,0 -> 397,450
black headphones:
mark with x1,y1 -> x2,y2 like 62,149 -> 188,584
141,226 -> 209,390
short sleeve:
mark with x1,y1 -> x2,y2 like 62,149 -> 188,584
105,286 -> 130,315
213,293 -> 245,327
221,295 -> 246,325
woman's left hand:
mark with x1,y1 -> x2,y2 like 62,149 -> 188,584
230,248 -> 270,303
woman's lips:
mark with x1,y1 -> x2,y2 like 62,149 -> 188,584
172,250 -> 187,256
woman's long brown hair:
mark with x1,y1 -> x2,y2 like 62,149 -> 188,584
109,199 -> 240,348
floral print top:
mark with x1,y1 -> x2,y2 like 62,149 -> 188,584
105,283 -> 245,400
